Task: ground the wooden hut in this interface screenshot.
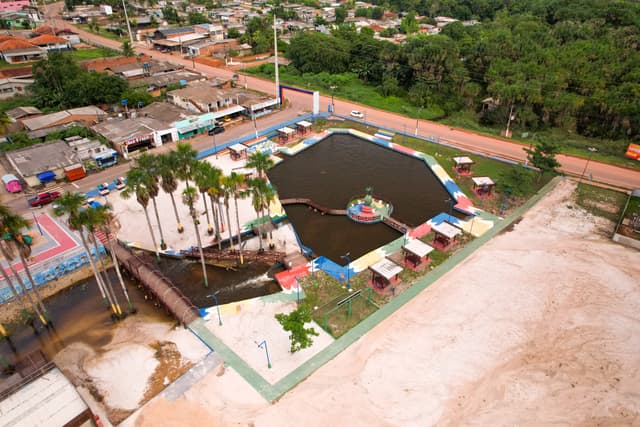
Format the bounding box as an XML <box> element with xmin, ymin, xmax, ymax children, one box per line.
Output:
<box><xmin>402</xmin><ymin>239</ymin><xmax>435</xmax><ymax>270</ymax></box>
<box><xmin>431</xmin><ymin>222</ymin><xmax>462</xmax><ymax>252</ymax></box>
<box><xmin>277</xmin><ymin>126</ymin><xmax>295</xmax><ymax>143</ymax></box>
<box><xmin>296</xmin><ymin>120</ymin><xmax>312</xmax><ymax>135</ymax></box>
<box><xmin>368</xmin><ymin>258</ymin><xmax>403</xmax><ymax>292</ymax></box>
<box><xmin>229</xmin><ymin>143</ymin><xmax>248</xmax><ymax>161</ymax></box>
<box><xmin>453</xmin><ymin>156</ymin><xmax>474</xmax><ymax>176</ymax></box>
<box><xmin>471</xmin><ymin>176</ymin><xmax>495</xmax><ymax>197</ymax></box>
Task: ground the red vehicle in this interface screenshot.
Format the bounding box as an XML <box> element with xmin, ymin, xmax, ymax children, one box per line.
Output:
<box><xmin>29</xmin><ymin>191</ymin><xmax>61</xmax><ymax>208</ymax></box>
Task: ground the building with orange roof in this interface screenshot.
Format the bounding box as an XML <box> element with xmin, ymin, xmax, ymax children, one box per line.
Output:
<box><xmin>29</xmin><ymin>34</ymin><xmax>71</xmax><ymax>51</ymax></box>
<box><xmin>0</xmin><ymin>37</ymin><xmax>47</xmax><ymax>64</ymax></box>
<box><xmin>80</xmin><ymin>54</ymin><xmax>152</xmax><ymax>73</ymax></box>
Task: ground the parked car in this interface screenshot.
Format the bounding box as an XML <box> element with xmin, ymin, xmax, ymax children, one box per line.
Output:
<box><xmin>29</xmin><ymin>191</ymin><xmax>61</xmax><ymax>208</ymax></box>
<box><xmin>208</xmin><ymin>126</ymin><xmax>225</xmax><ymax>135</ymax></box>
<box><xmin>1</xmin><ymin>174</ymin><xmax>22</xmax><ymax>193</ymax></box>
<box><xmin>114</xmin><ymin>177</ymin><xmax>126</xmax><ymax>190</ymax></box>
<box><xmin>97</xmin><ymin>182</ymin><xmax>110</xmax><ymax>196</ymax></box>
<box><xmin>350</xmin><ymin>110</ymin><xmax>364</xmax><ymax>119</ymax></box>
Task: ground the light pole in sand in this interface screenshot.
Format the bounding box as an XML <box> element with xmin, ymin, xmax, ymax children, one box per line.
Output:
<box><xmin>578</xmin><ymin>147</ymin><xmax>598</xmax><ymax>186</ymax></box>
<box><xmin>207</xmin><ymin>290</ymin><xmax>222</xmax><ymax>326</ymax></box>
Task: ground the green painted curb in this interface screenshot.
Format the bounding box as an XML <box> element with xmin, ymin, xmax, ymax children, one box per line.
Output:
<box><xmin>188</xmin><ymin>176</ymin><xmax>562</xmax><ymax>402</ymax></box>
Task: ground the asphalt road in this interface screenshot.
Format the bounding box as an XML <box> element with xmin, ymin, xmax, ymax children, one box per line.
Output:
<box><xmin>13</xmin><ymin>3</ymin><xmax>638</xmax><ymax>215</ymax></box>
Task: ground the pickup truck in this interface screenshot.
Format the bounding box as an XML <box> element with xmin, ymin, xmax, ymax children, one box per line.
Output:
<box><xmin>29</xmin><ymin>191</ymin><xmax>61</xmax><ymax>208</ymax></box>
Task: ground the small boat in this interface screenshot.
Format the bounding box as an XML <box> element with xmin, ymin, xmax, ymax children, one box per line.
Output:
<box><xmin>114</xmin><ymin>176</ymin><xmax>126</xmax><ymax>190</ymax></box>
<box><xmin>97</xmin><ymin>182</ymin><xmax>110</xmax><ymax>196</ymax></box>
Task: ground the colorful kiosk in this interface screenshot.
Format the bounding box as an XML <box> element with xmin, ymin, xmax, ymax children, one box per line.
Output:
<box><xmin>471</xmin><ymin>176</ymin><xmax>495</xmax><ymax>197</ymax></box>
<box><xmin>431</xmin><ymin>222</ymin><xmax>462</xmax><ymax>251</ymax></box>
<box><xmin>402</xmin><ymin>239</ymin><xmax>435</xmax><ymax>270</ymax></box>
<box><xmin>295</xmin><ymin>120</ymin><xmax>312</xmax><ymax>136</ymax></box>
<box><xmin>453</xmin><ymin>156</ymin><xmax>474</xmax><ymax>176</ymax></box>
<box><xmin>368</xmin><ymin>258</ymin><xmax>403</xmax><ymax>293</ymax></box>
<box><xmin>229</xmin><ymin>143</ymin><xmax>249</xmax><ymax>161</ymax></box>
<box><xmin>277</xmin><ymin>127</ymin><xmax>295</xmax><ymax>143</ymax></box>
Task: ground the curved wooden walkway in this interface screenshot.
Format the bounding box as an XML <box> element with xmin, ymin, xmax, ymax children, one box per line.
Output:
<box><xmin>279</xmin><ymin>198</ymin><xmax>347</xmax><ymax>215</ymax></box>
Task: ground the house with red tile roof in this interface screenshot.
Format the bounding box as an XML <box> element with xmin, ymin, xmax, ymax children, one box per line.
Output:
<box><xmin>0</xmin><ymin>37</ymin><xmax>46</xmax><ymax>64</ymax></box>
<box><xmin>29</xmin><ymin>34</ymin><xmax>72</xmax><ymax>51</ymax></box>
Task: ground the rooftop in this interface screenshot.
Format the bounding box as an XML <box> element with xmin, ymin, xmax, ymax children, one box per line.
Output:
<box><xmin>28</xmin><ymin>34</ymin><xmax>69</xmax><ymax>45</ymax></box>
<box><xmin>138</xmin><ymin>101</ymin><xmax>193</xmax><ymax>124</ymax></box>
<box><xmin>21</xmin><ymin>106</ymin><xmax>105</xmax><ymax>131</ymax></box>
<box><xmin>5</xmin><ymin>106</ymin><xmax>41</xmax><ymax>121</ymax></box>
<box><xmin>93</xmin><ymin>116</ymin><xmax>167</xmax><ymax>144</ymax></box>
<box><xmin>6</xmin><ymin>140</ymin><xmax>79</xmax><ymax>176</ymax></box>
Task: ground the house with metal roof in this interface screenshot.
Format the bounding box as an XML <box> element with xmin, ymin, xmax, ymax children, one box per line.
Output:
<box><xmin>6</xmin><ymin>140</ymin><xmax>80</xmax><ymax>187</ymax></box>
<box><xmin>20</xmin><ymin>106</ymin><xmax>107</xmax><ymax>132</ymax></box>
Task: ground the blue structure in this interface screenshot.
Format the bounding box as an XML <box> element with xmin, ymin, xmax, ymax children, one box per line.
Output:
<box><xmin>93</xmin><ymin>149</ymin><xmax>118</xmax><ymax>168</ymax></box>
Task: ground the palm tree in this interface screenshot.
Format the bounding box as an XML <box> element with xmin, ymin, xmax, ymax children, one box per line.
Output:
<box><xmin>182</xmin><ymin>186</ymin><xmax>208</xmax><ymax>287</ymax></box>
<box><xmin>246</xmin><ymin>151</ymin><xmax>274</xmax><ymax>179</ymax></box>
<box><xmin>136</xmin><ymin>153</ymin><xmax>167</xmax><ymax>249</ymax></box>
<box><xmin>121</xmin><ymin>168</ymin><xmax>161</xmax><ymax>261</ymax></box>
<box><xmin>55</xmin><ymin>192</ymin><xmax>117</xmax><ymax>316</ymax></box>
<box><xmin>158</xmin><ymin>152</ymin><xmax>184</xmax><ymax>233</ymax></box>
<box><xmin>247</xmin><ymin>177</ymin><xmax>269</xmax><ymax>251</ymax></box>
<box><xmin>263</xmin><ymin>183</ymin><xmax>278</xmax><ymax>249</ymax></box>
<box><xmin>224</xmin><ymin>172</ymin><xmax>246</xmax><ymax>264</ymax></box>
<box><xmin>0</xmin><ymin>205</ymin><xmax>49</xmax><ymax>325</ymax></box>
<box><xmin>174</xmin><ymin>142</ymin><xmax>198</xmax><ymax>190</ymax></box>
<box><xmin>83</xmin><ymin>206</ymin><xmax>122</xmax><ymax>317</ymax></box>
<box><xmin>0</xmin><ymin>259</ymin><xmax>34</xmax><ymax>324</ymax></box>
<box><xmin>193</xmin><ymin>162</ymin><xmax>214</xmax><ymax>236</ymax></box>
<box><xmin>204</xmin><ymin>165</ymin><xmax>224</xmax><ymax>250</ymax></box>
<box><xmin>98</xmin><ymin>203</ymin><xmax>135</xmax><ymax>313</ymax></box>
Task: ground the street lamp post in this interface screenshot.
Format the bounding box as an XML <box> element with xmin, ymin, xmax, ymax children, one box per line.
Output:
<box><xmin>213</xmin><ymin>129</ymin><xmax>218</xmax><ymax>159</ymax></box>
<box><xmin>256</xmin><ymin>339</ymin><xmax>271</xmax><ymax>369</ymax></box>
<box><xmin>207</xmin><ymin>290</ymin><xmax>222</xmax><ymax>326</ymax></box>
<box><xmin>578</xmin><ymin>147</ymin><xmax>598</xmax><ymax>185</ymax></box>
<box><xmin>340</xmin><ymin>252</ymin><xmax>351</xmax><ymax>290</ymax></box>
<box><xmin>415</xmin><ymin>106</ymin><xmax>423</xmax><ymax>136</ymax></box>
<box><xmin>445</xmin><ymin>198</ymin><xmax>453</xmax><ymax>223</ymax></box>
<box><xmin>329</xmin><ymin>85</ymin><xmax>336</xmax><ymax>113</ymax></box>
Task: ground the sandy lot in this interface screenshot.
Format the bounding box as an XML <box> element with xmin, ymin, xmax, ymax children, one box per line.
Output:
<box><xmin>128</xmin><ymin>179</ymin><xmax>640</xmax><ymax>426</ymax></box>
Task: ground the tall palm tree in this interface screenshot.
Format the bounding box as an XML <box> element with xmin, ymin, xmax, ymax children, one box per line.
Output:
<box><xmin>263</xmin><ymin>182</ymin><xmax>278</xmax><ymax>249</ymax></box>
<box><xmin>221</xmin><ymin>175</ymin><xmax>236</xmax><ymax>253</ymax></box>
<box><xmin>247</xmin><ymin>177</ymin><xmax>269</xmax><ymax>251</ymax></box>
<box><xmin>224</xmin><ymin>172</ymin><xmax>246</xmax><ymax>264</ymax></box>
<box><xmin>0</xmin><ymin>205</ymin><xmax>49</xmax><ymax>325</ymax></box>
<box><xmin>121</xmin><ymin>168</ymin><xmax>161</xmax><ymax>261</ymax></box>
<box><xmin>182</xmin><ymin>186</ymin><xmax>208</xmax><ymax>288</ymax></box>
<box><xmin>136</xmin><ymin>153</ymin><xmax>167</xmax><ymax>249</ymax></box>
<box><xmin>0</xmin><ymin>260</ymin><xmax>34</xmax><ymax>324</ymax></box>
<box><xmin>158</xmin><ymin>152</ymin><xmax>184</xmax><ymax>233</ymax></box>
<box><xmin>193</xmin><ymin>162</ymin><xmax>214</xmax><ymax>236</ymax></box>
<box><xmin>204</xmin><ymin>165</ymin><xmax>224</xmax><ymax>250</ymax></box>
<box><xmin>83</xmin><ymin>206</ymin><xmax>122</xmax><ymax>317</ymax></box>
<box><xmin>55</xmin><ymin>192</ymin><xmax>117</xmax><ymax>315</ymax></box>
<box><xmin>174</xmin><ymin>142</ymin><xmax>198</xmax><ymax>190</ymax></box>
<box><xmin>246</xmin><ymin>151</ymin><xmax>274</xmax><ymax>179</ymax></box>
<box><xmin>98</xmin><ymin>203</ymin><xmax>135</xmax><ymax>313</ymax></box>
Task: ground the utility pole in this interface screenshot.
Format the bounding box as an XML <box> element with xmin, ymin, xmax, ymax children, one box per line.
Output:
<box><xmin>121</xmin><ymin>0</ymin><xmax>134</xmax><ymax>47</ymax></box>
<box><xmin>273</xmin><ymin>14</ymin><xmax>280</xmax><ymax>106</ymax></box>
<box><xmin>504</xmin><ymin>104</ymin><xmax>515</xmax><ymax>138</ymax></box>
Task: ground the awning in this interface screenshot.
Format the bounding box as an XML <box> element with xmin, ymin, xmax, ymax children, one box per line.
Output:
<box><xmin>229</xmin><ymin>143</ymin><xmax>248</xmax><ymax>153</ymax></box>
<box><xmin>369</xmin><ymin>258</ymin><xmax>403</xmax><ymax>280</ymax></box>
<box><xmin>211</xmin><ymin>105</ymin><xmax>246</xmax><ymax>119</ymax></box>
<box><xmin>472</xmin><ymin>176</ymin><xmax>494</xmax><ymax>186</ymax></box>
<box><xmin>403</xmin><ymin>239</ymin><xmax>434</xmax><ymax>258</ymax></box>
<box><xmin>432</xmin><ymin>222</ymin><xmax>462</xmax><ymax>239</ymax></box>
<box><xmin>296</xmin><ymin>120</ymin><xmax>312</xmax><ymax>127</ymax></box>
<box><xmin>36</xmin><ymin>170</ymin><xmax>56</xmax><ymax>183</ymax></box>
<box><xmin>277</xmin><ymin>127</ymin><xmax>295</xmax><ymax>135</ymax></box>
<box><xmin>453</xmin><ymin>156</ymin><xmax>474</xmax><ymax>165</ymax></box>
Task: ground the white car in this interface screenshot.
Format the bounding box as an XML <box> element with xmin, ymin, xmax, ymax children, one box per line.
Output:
<box><xmin>350</xmin><ymin>110</ymin><xmax>364</xmax><ymax>119</ymax></box>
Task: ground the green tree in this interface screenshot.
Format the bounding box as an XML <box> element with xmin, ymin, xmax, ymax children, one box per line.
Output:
<box><xmin>222</xmin><ymin>172</ymin><xmax>246</xmax><ymax>264</ymax></box>
<box><xmin>122</xmin><ymin>40</ymin><xmax>135</xmax><ymax>57</ymax></box>
<box><xmin>158</xmin><ymin>152</ymin><xmax>184</xmax><ymax>233</ymax></box>
<box><xmin>135</xmin><ymin>154</ymin><xmax>167</xmax><ymax>249</ymax></box>
<box><xmin>227</xmin><ymin>27</ymin><xmax>240</xmax><ymax>39</ymax></box>
<box><xmin>335</xmin><ymin>6</ymin><xmax>348</xmax><ymax>24</ymax></box>
<box><xmin>182</xmin><ymin>186</ymin><xmax>209</xmax><ymax>287</ymax></box>
<box><xmin>188</xmin><ymin>12</ymin><xmax>209</xmax><ymax>25</ymax></box>
<box><xmin>525</xmin><ymin>141</ymin><xmax>561</xmax><ymax>177</ymax></box>
<box><xmin>121</xmin><ymin>168</ymin><xmax>161</xmax><ymax>260</ymax></box>
<box><xmin>275</xmin><ymin>306</ymin><xmax>319</xmax><ymax>353</ymax></box>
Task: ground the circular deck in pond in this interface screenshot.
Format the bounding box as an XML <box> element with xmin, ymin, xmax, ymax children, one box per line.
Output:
<box><xmin>346</xmin><ymin>196</ymin><xmax>393</xmax><ymax>224</ymax></box>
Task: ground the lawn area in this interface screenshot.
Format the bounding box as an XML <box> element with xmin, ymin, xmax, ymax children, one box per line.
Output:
<box><xmin>77</xmin><ymin>25</ymin><xmax>129</xmax><ymax>43</ymax></box>
<box><xmin>248</xmin><ymin>65</ymin><xmax>444</xmax><ymax>121</ymax></box>
<box><xmin>0</xmin><ymin>95</ymin><xmax>37</xmax><ymax>114</ymax></box>
<box><xmin>69</xmin><ymin>47</ymin><xmax>119</xmax><ymax>61</ymax></box>
<box><xmin>575</xmin><ymin>183</ymin><xmax>629</xmax><ymax>224</ymax></box>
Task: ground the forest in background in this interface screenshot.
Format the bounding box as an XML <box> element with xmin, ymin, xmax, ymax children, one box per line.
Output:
<box><xmin>276</xmin><ymin>0</ymin><xmax>639</xmax><ymax>151</ymax></box>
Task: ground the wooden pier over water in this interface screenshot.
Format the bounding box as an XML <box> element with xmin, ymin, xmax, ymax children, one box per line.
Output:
<box><xmin>279</xmin><ymin>198</ymin><xmax>347</xmax><ymax>215</ymax></box>
<box><xmin>182</xmin><ymin>247</ymin><xmax>286</xmax><ymax>268</ymax></box>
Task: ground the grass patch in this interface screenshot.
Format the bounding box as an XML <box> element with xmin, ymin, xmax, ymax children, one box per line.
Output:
<box><xmin>575</xmin><ymin>183</ymin><xmax>628</xmax><ymax>222</ymax></box>
<box><xmin>77</xmin><ymin>25</ymin><xmax>128</xmax><ymax>43</ymax></box>
<box><xmin>248</xmin><ymin>65</ymin><xmax>444</xmax><ymax>120</ymax></box>
<box><xmin>69</xmin><ymin>47</ymin><xmax>119</xmax><ymax>61</ymax></box>
<box><xmin>0</xmin><ymin>95</ymin><xmax>37</xmax><ymax>114</ymax></box>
